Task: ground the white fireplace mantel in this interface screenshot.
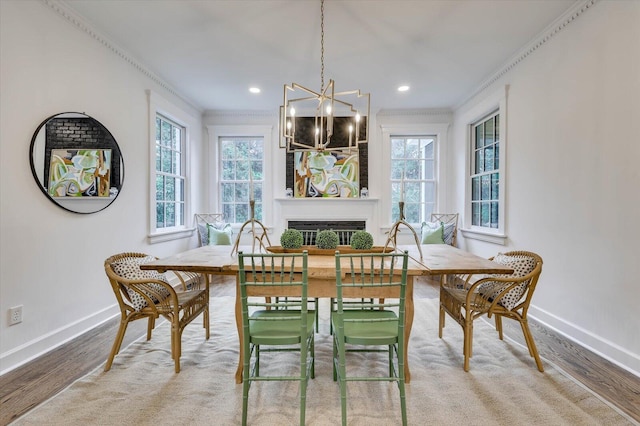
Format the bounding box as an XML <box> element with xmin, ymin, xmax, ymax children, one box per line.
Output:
<box><xmin>273</xmin><ymin>197</ymin><xmax>380</xmax><ymax>240</ymax></box>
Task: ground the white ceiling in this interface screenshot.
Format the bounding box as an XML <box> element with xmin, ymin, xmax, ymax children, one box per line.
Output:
<box><xmin>62</xmin><ymin>0</ymin><xmax>579</xmax><ymax>112</ymax></box>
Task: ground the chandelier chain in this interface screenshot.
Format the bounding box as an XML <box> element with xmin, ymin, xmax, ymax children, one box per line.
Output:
<box><xmin>320</xmin><ymin>0</ymin><xmax>325</xmax><ymax>91</ymax></box>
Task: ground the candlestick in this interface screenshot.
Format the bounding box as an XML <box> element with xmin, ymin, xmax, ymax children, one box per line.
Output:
<box><xmin>249</xmin><ymin>166</ymin><xmax>254</xmax><ymax>201</ymax></box>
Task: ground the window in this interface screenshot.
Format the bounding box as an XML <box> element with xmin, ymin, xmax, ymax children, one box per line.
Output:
<box><xmin>219</xmin><ymin>137</ymin><xmax>264</xmax><ymax>224</ymax></box>
<box><xmin>155</xmin><ymin>114</ymin><xmax>186</xmax><ymax>229</ymax></box>
<box><xmin>470</xmin><ymin>112</ymin><xmax>499</xmax><ymax>229</ymax></box>
<box><xmin>390</xmin><ymin>136</ymin><xmax>436</xmax><ymax>224</ymax></box>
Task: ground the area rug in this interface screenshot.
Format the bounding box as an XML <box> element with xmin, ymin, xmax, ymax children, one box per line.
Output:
<box><xmin>13</xmin><ymin>297</ymin><xmax>635</xmax><ymax>425</ymax></box>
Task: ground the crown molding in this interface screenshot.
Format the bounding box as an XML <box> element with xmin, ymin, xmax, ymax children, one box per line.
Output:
<box><xmin>204</xmin><ymin>110</ymin><xmax>277</xmax><ymax>119</ymax></box>
<box><xmin>377</xmin><ymin>108</ymin><xmax>453</xmax><ymax>119</ymax></box>
<box><xmin>42</xmin><ymin>0</ymin><xmax>202</xmax><ymax>113</ymax></box>
<box><xmin>454</xmin><ymin>0</ymin><xmax>599</xmax><ymax>110</ymax></box>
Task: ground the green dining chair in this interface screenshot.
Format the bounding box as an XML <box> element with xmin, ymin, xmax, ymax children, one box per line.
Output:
<box><xmin>332</xmin><ymin>250</ymin><xmax>409</xmax><ymax>426</ymax></box>
<box><xmin>238</xmin><ymin>251</ymin><xmax>315</xmax><ymax>426</ymax></box>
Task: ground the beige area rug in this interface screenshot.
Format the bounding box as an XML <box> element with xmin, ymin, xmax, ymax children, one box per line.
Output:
<box><xmin>13</xmin><ymin>296</ymin><xmax>635</xmax><ymax>426</ymax></box>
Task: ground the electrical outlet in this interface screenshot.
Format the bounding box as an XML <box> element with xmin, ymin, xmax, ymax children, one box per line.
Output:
<box><xmin>9</xmin><ymin>305</ymin><xmax>23</xmax><ymax>325</ymax></box>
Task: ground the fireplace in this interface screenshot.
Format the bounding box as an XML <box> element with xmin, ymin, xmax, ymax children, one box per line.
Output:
<box><xmin>287</xmin><ymin>220</ymin><xmax>366</xmax><ymax>245</ymax></box>
<box><xmin>274</xmin><ymin>197</ymin><xmax>380</xmax><ymax>244</ymax></box>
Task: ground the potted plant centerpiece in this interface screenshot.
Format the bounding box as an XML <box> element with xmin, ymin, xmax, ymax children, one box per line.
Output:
<box><xmin>280</xmin><ymin>229</ymin><xmax>304</xmax><ymax>249</ymax></box>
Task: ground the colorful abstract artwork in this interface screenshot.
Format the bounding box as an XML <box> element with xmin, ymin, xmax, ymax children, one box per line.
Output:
<box><xmin>48</xmin><ymin>149</ymin><xmax>112</xmax><ymax>197</ymax></box>
<box><xmin>294</xmin><ymin>151</ymin><xmax>359</xmax><ymax>198</ymax></box>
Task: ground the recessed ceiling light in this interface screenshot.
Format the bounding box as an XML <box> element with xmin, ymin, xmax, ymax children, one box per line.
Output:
<box><xmin>397</xmin><ymin>85</ymin><xmax>410</xmax><ymax>92</ymax></box>
<box><xmin>249</xmin><ymin>87</ymin><xmax>261</xmax><ymax>94</ymax></box>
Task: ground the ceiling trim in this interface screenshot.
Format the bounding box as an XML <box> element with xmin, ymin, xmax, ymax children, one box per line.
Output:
<box><xmin>44</xmin><ymin>0</ymin><xmax>203</xmax><ymax>113</ymax></box>
<box><xmin>454</xmin><ymin>0</ymin><xmax>599</xmax><ymax>110</ymax></box>
<box><xmin>377</xmin><ymin>109</ymin><xmax>453</xmax><ymax>119</ymax></box>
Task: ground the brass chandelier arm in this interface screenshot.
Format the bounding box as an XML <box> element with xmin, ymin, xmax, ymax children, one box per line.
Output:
<box><xmin>279</xmin><ymin>0</ymin><xmax>370</xmax><ymax>154</ymax></box>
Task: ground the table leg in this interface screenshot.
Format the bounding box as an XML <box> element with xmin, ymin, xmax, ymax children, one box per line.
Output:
<box><xmin>404</xmin><ymin>277</ymin><xmax>414</xmax><ymax>384</ymax></box>
<box><xmin>234</xmin><ymin>274</ymin><xmax>244</xmax><ymax>384</ymax></box>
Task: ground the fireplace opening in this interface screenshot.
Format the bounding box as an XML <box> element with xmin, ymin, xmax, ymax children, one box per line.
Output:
<box><xmin>287</xmin><ymin>220</ymin><xmax>366</xmax><ymax>245</ymax></box>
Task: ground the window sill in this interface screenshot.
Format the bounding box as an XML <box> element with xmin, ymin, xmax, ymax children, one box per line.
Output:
<box><xmin>460</xmin><ymin>228</ymin><xmax>507</xmax><ymax>245</ymax></box>
<box><xmin>148</xmin><ymin>227</ymin><xmax>195</xmax><ymax>244</ymax></box>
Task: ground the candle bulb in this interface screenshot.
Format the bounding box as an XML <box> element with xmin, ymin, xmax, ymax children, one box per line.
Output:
<box><xmin>348</xmin><ymin>124</ymin><xmax>353</xmax><ymax>146</ymax></box>
<box><xmin>290</xmin><ymin>107</ymin><xmax>296</xmax><ymax>134</ymax></box>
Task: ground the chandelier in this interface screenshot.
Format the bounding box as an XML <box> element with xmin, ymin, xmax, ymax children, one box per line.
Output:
<box><xmin>279</xmin><ymin>0</ymin><xmax>370</xmax><ymax>153</ymax></box>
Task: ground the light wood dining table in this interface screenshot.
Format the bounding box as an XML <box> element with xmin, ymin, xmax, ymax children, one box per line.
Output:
<box><xmin>141</xmin><ymin>243</ymin><xmax>513</xmax><ymax>384</ymax></box>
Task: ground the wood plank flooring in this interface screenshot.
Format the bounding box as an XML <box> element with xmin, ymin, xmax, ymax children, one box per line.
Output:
<box><xmin>1</xmin><ymin>276</ymin><xmax>638</xmax><ymax>425</ymax></box>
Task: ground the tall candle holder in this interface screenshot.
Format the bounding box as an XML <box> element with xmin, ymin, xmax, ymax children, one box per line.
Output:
<box><xmin>231</xmin><ymin>200</ymin><xmax>272</xmax><ymax>255</ymax></box>
<box><xmin>384</xmin><ymin>201</ymin><xmax>423</xmax><ymax>260</ymax></box>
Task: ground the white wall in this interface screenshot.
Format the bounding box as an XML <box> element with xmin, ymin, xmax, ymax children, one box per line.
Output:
<box><xmin>451</xmin><ymin>0</ymin><xmax>640</xmax><ymax>375</ymax></box>
<box><xmin>0</xmin><ymin>1</ymin><xmax>205</xmax><ymax>373</ymax></box>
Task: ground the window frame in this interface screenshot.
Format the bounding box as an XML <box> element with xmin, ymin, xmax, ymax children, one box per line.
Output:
<box><xmin>155</xmin><ymin>114</ymin><xmax>186</xmax><ymax>231</ymax></box>
<box><xmin>389</xmin><ymin>135</ymin><xmax>437</xmax><ymax>225</ymax></box>
<box><xmin>380</xmin><ymin>124</ymin><xmax>449</xmax><ymax>228</ymax></box>
<box><xmin>218</xmin><ymin>136</ymin><xmax>265</xmax><ymax>225</ymax></box>
<box><xmin>462</xmin><ymin>87</ymin><xmax>508</xmax><ymax>245</ymax></box>
<box><xmin>147</xmin><ymin>91</ymin><xmax>195</xmax><ymax>243</ymax></box>
<box><xmin>208</xmin><ymin>125</ymin><xmax>273</xmax><ymax>230</ymax></box>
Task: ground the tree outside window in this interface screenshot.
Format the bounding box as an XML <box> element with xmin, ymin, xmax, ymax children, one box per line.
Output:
<box><xmin>220</xmin><ymin>137</ymin><xmax>264</xmax><ymax>223</ymax></box>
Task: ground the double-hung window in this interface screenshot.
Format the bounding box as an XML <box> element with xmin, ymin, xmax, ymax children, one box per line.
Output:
<box><xmin>461</xmin><ymin>85</ymin><xmax>507</xmax><ymax>244</ymax></box>
<box><xmin>470</xmin><ymin>112</ymin><xmax>499</xmax><ymax>229</ymax></box>
<box><xmin>390</xmin><ymin>136</ymin><xmax>436</xmax><ymax>224</ymax></box>
<box><xmin>155</xmin><ymin>114</ymin><xmax>186</xmax><ymax>229</ymax></box>
<box><xmin>219</xmin><ymin>137</ymin><xmax>264</xmax><ymax>224</ymax></box>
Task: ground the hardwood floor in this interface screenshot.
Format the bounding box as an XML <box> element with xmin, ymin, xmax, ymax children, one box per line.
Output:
<box><xmin>1</xmin><ymin>276</ymin><xmax>638</xmax><ymax>425</ymax></box>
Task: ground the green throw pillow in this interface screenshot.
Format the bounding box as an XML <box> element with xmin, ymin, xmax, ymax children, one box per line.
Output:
<box><xmin>421</xmin><ymin>221</ymin><xmax>445</xmax><ymax>244</ymax></box>
<box><xmin>207</xmin><ymin>223</ymin><xmax>233</xmax><ymax>245</ymax></box>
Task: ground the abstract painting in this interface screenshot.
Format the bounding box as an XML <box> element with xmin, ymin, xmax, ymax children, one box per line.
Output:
<box><xmin>294</xmin><ymin>150</ymin><xmax>359</xmax><ymax>198</ymax></box>
<box><xmin>48</xmin><ymin>149</ymin><xmax>112</xmax><ymax>197</ymax></box>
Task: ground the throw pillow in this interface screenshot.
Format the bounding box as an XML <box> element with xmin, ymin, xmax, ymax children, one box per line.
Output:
<box><xmin>442</xmin><ymin>222</ymin><xmax>455</xmax><ymax>245</ymax></box>
<box><xmin>198</xmin><ymin>223</ymin><xmax>209</xmax><ymax>246</ymax></box>
<box><xmin>477</xmin><ymin>253</ymin><xmax>538</xmax><ymax>310</ymax></box>
<box><xmin>111</xmin><ymin>256</ymin><xmax>171</xmax><ymax>311</ymax></box>
<box><xmin>207</xmin><ymin>223</ymin><xmax>233</xmax><ymax>245</ymax></box>
<box><xmin>421</xmin><ymin>221</ymin><xmax>445</xmax><ymax>244</ymax></box>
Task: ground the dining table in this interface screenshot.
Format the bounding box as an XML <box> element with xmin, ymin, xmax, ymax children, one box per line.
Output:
<box><xmin>141</xmin><ymin>243</ymin><xmax>513</xmax><ymax>384</ymax></box>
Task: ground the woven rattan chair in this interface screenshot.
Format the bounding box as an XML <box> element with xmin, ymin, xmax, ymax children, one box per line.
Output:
<box><xmin>430</xmin><ymin>213</ymin><xmax>459</xmax><ymax>246</ymax></box>
<box><xmin>332</xmin><ymin>251</ymin><xmax>409</xmax><ymax>426</ymax></box>
<box><xmin>439</xmin><ymin>250</ymin><xmax>543</xmax><ymax>372</ymax></box>
<box><xmin>104</xmin><ymin>252</ymin><xmax>210</xmax><ymax>373</ymax></box>
<box><xmin>238</xmin><ymin>251</ymin><xmax>315</xmax><ymax>426</ymax></box>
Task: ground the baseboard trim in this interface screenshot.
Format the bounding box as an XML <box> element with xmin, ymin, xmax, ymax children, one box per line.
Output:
<box><xmin>529</xmin><ymin>304</ymin><xmax>640</xmax><ymax>377</ymax></box>
<box><xmin>0</xmin><ymin>304</ymin><xmax>119</xmax><ymax>376</ymax></box>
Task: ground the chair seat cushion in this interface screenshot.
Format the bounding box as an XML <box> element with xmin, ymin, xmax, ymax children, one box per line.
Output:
<box><xmin>332</xmin><ymin>310</ymin><xmax>399</xmax><ymax>345</ymax></box>
<box><xmin>249</xmin><ymin>310</ymin><xmax>315</xmax><ymax>345</ymax></box>
<box><xmin>111</xmin><ymin>256</ymin><xmax>171</xmax><ymax>311</ymax></box>
<box><xmin>477</xmin><ymin>253</ymin><xmax>538</xmax><ymax>310</ymax></box>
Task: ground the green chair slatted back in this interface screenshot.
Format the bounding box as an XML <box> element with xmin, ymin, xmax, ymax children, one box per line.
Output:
<box><xmin>332</xmin><ymin>250</ymin><xmax>409</xmax><ymax>426</ymax></box>
<box><xmin>238</xmin><ymin>250</ymin><xmax>315</xmax><ymax>426</ymax></box>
